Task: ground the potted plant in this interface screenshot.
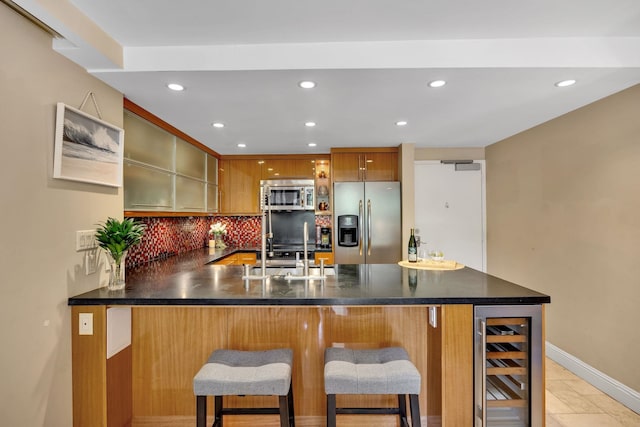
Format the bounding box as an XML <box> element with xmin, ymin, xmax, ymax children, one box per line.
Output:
<box><xmin>95</xmin><ymin>217</ymin><xmax>146</xmax><ymax>290</ymax></box>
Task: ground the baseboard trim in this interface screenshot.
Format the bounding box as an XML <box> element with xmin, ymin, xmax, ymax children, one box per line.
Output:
<box><xmin>546</xmin><ymin>341</ymin><xmax>640</xmax><ymax>414</ymax></box>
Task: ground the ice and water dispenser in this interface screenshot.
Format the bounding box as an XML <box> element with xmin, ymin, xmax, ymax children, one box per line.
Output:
<box><xmin>337</xmin><ymin>215</ymin><xmax>358</xmax><ymax>247</ymax></box>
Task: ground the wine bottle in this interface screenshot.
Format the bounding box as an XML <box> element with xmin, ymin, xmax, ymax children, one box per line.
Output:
<box><xmin>408</xmin><ymin>228</ymin><xmax>417</xmax><ymax>262</ymax></box>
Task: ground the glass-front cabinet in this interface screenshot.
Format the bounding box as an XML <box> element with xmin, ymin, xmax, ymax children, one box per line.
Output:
<box><xmin>123</xmin><ymin>162</ymin><xmax>173</xmax><ymax>211</ymax></box>
<box><xmin>123</xmin><ymin>110</ymin><xmax>218</xmax><ymax>213</ymax></box>
<box><xmin>474</xmin><ymin>305</ymin><xmax>543</xmax><ymax>427</ymax></box>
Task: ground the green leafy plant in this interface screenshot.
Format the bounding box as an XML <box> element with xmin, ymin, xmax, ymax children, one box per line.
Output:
<box><xmin>95</xmin><ymin>217</ymin><xmax>146</xmax><ymax>265</ymax></box>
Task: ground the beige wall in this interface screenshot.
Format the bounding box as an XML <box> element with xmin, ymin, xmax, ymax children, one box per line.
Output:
<box><xmin>0</xmin><ymin>5</ymin><xmax>123</xmax><ymax>426</ymax></box>
<box><xmin>486</xmin><ymin>84</ymin><xmax>640</xmax><ymax>392</ymax></box>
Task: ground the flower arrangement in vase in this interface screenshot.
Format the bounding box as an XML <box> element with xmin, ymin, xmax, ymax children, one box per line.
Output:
<box><xmin>95</xmin><ymin>217</ymin><xmax>146</xmax><ymax>291</ymax></box>
<box><xmin>209</xmin><ymin>221</ymin><xmax>227</xmax><ymax>248</ymax></box>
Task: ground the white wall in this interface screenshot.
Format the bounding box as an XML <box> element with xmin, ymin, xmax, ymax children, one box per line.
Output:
<box><xmin>0</xmin><ymin>5</ymin><xmax>123</xmax><ymax>425</ymax></box>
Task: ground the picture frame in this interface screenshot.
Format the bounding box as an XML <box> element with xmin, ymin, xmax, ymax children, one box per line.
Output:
<box><xmin>53</xmin><ymin>102</ymin><xmax>124</xmax><ymax>187</ymax></box>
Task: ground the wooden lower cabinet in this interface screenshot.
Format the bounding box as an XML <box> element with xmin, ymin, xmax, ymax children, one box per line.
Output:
<box><xmin>236</xmin><ymin>252</ymin><xmax>257</xmax><ymax>265</ymax></box>
<box><xmin>72</xmin><ymin>304</ymin><xmax>474</xmax><ymax>426</ymax></box>
<box><xmin>212</xmin><ymin>254</ymin><xmax>237</xmax><ymax>265</ymax></box>
<box><xmin>212</xmin><ymin>252</ymin><xmax>257</xmax><ymax>265</ymax></box>
<box><xmin>314</xmin><ymin>251</ymin><xmax>334</xmax><ymax>265</ymax></box>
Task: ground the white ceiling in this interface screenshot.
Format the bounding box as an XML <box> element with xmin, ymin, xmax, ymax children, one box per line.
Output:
<box><xmin>16</xmin><ymin>0</ymin><xmax>640</xmax><ymax>154</ymax></box>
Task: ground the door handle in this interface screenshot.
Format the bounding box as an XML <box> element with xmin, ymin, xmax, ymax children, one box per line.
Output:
<box><xmin>358</xmin><ymin>200</ymin><xmax>363</xmax><ymax>256</ymax></box>
<box><xmin>481</xmin><ymin>319</ymin><xmax>487</xmax><ymax>426</ymax></box>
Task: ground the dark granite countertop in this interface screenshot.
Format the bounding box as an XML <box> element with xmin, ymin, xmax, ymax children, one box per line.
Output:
<box><xmin>68</xmin><ymin>248</ymin><xmax>550</xmax><ymax>306</ymax></box>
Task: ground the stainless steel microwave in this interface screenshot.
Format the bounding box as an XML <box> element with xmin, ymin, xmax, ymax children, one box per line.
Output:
<box><xmin>260</xmin><ymin>179</ymin><xmax>315</xmax><ymax>211</ymax></box>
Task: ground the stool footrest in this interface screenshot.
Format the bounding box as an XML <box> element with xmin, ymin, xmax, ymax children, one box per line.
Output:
<box><xmin>336</xmin><ymin>407</ymin><xmax>401</xmax><ymax>415</ymax></box>
<box><xmin>221</xmin><ymin>407</ymin><xmax>282</xmax><ymax>415</ymax></box>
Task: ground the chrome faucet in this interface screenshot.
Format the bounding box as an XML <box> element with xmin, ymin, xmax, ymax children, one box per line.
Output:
<box><xmin>242</xmin><ymin>208</ymin><xmax>269</xmax><ymax>280</ymax></box>
<box><xmin>303</xmin><ymin>221</ymin><xmax>309</xmax><ymax>277</ymax></box>
<box><xmin>266</xmin><ymin>186</ymin><xmax>274</xmax><ymax>258</ymax></box>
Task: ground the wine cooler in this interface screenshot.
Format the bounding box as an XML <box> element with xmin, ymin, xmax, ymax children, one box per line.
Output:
<box><xmin>474</xmin><ymin>305</ymin><xmax>544</xmax><ymax>427</ymax></box>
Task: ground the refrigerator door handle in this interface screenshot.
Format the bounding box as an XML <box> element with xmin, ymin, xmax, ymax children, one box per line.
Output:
<box><xmin>358</xmin><ymin>199</ymin><xmax>363</xmax><ymax>256</ymax></box>
<box><xmin>367</xmin><ymin>199</ymin><xmax>372</xmax><ymax>256</ymax></box>
<box><xmin>480</xmin><ymin>319</ymin><xmax>487</xmax><ymax>426</ymax></box>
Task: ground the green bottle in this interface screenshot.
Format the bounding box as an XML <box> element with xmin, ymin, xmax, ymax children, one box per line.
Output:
<box><xmin>408</xmin><ymin>228</ymin><xmax>417</xmax><ymax>263</ymax></box>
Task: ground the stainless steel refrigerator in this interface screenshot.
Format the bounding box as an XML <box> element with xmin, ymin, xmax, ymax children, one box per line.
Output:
<box><xmin>333</xmin><ymin>181</ymin><xmax>401</xmax><ymax>264</ymax></box>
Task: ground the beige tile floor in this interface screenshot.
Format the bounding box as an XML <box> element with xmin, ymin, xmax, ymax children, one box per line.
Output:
<box><xmin>546</xmin><ymin>358</ymin><xmax>640</xmax><ymax>426</ymax></box>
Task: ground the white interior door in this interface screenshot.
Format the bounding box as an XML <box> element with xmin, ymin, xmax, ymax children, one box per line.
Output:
<box><xmin>414</xmin><ymin>161</ymin><xmax>486</xmax><ymax>271</ymax></box>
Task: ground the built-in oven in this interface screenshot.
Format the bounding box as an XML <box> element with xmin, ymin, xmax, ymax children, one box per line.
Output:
<box><xmin>260</xmin><ymin>179</ymin><xmax>315</xmax><ymax>211</ymax></box>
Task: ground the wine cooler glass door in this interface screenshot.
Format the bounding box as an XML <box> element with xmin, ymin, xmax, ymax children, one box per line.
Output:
<box><xmin>474</xmin><ymin>305</ymin><xmax>543</xmax><ymax>427</ymax></box>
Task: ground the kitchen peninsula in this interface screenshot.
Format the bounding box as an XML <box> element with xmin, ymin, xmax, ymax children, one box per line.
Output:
<box><xmin>69</xmin><ymin>248</ymin><xmax>550</xmax><ymax>427</ymax></box>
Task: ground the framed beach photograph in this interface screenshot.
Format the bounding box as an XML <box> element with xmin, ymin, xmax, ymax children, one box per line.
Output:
<box><xmin>53</xmin><ymin>102</ymin><xmax>124</xmax><ymax>187</ymax></box>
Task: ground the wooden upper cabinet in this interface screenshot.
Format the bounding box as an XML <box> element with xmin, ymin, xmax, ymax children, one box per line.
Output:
<box><xmin>331</xmin><ymin>148</ymin><xmax>398</xmax><ymax>181</ymax></box>
<box><xmin>219</xmin><ymin>155</ymin><xmax>328</xmax><ymax>214</ymax></box>
<box><xmin>261</xmin><ymin>159</ymin><xmax>315</xmax><ymax>179</ymax></box>
<box><xmin>218</xmin><ymin>159</ymin><xmax>262</xmax><ymax>214</ymax></box>
<box><xmin>331</xmin><ymin>152</ymin><xmax>362</xmax><ymax>181</ymax></box>
<box><xmin>362</xmin><ymin>151</ymin><xmax>398</xmax><ymax>181</ymax></box>
<box><xmin>294</xmin><ymin>159</ymin><xmax>317</xmax><ymax>179</ymax></box>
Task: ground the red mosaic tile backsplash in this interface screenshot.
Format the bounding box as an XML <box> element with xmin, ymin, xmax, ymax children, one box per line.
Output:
<box><xmin>126</xmin><ymin>215</ymin><xmax>332</xmax><ymax>268</ymax></box>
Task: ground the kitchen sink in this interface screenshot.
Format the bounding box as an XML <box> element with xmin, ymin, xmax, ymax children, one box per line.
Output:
<box><xmin>247</xmin><ymin>266</ymin><xmax>335</xmax><ymax>278</ymax></box>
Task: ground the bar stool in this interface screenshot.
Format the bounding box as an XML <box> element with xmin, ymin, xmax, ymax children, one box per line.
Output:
<box><xmin>324</xmin><ymin>347</ymin><xmax>421</xmax><ymax>427</ymax></box>
<box><xmin>193</xmin><ymin>348</ymin><xmax>295</xmax><ymax>427</ymax></box>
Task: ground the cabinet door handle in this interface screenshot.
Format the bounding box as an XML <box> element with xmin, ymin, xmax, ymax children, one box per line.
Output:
<box><xmin>363</xmin><ymin>154</ymin><xmax>367</xmax><ymax>181</ymax></box>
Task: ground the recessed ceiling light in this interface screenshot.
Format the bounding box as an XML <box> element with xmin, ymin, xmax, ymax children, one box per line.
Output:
<box><xmin>308</xmin><ymin>142</ymin><xmax>317</xmax><ymax>147</ymax></box>
<box><xmin>299</xmin><ymin>81</ymin><xmax>316</xmax><ymax>89</ymax></box>
<box><xmin>237</xmin><ymin>143</ymin><xmax>246</xmax><ymax>148</ymax></box>
<box><xmin>212</xmin><ymin>122</ymin><xmax>224</xmax><ymax>128</ymax></box>
<box><xmin>167</xmin><ymin>83</ymin><xmax>184</xmax><ymax>91</ymax></box>
<box><xmin>555</xmin><ymin>79</ymin><xmax>577</xmax><ymax>87</ymax></box>
<box><xmin>396</xmin><ymin>121</ymin><xmax>408</xmax><ymax>126</ymax></box>
<box><xmin>305</xmin><ymin>122</ymin><xmax>316</xmax><ymax>127</ymax></box>
<box><xmin>429</xmin><ymin>80</ymin><xmax>446</xmax><ymax>88</ymax></box>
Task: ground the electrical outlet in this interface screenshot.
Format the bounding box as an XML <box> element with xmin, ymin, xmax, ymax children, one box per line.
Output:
<box><xmin>79</xmin><ymin>313</ymin><xmax>93</xmax><ymax>335</ymax></box>
<box><xmin>76</xmin><ymin>230</ymin><xmax>97</xmax><ymax>251</ymax></box>
<box><xmin>429</xmin><ymin>306</ymin><xmax>438</xmax><ymax>328</ymax></box>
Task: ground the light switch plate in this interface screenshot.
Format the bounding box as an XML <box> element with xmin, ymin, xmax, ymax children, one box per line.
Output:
<box><xmin>76</xmin><ymin>230</ymin><xmax>97</xmax><ymax>251</ymax></box>
<box><xmin>79</xmin><ymin>313</ymin><xmax>93</xmax><ymax>335</ymax></box>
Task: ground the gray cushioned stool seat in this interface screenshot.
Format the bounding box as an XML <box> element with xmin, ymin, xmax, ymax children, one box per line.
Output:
<box><xmin>194</xmin><ymin>348</ymin><xmax>295</xmax><ymax>427</ymax></box>
<box><xmin>324</xmin><ymin>347</ymin><xmax>421</xmax><ymax>395</ymax></box>
<box><xmin>194</xmin><ymin>348</ymin><xmax>293</xmax><ymax>396</ymax></box>
<box><xmin>324</xmin><ymin>347</ymin><xmax>421</xmax><ymax>427</ymax></box>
